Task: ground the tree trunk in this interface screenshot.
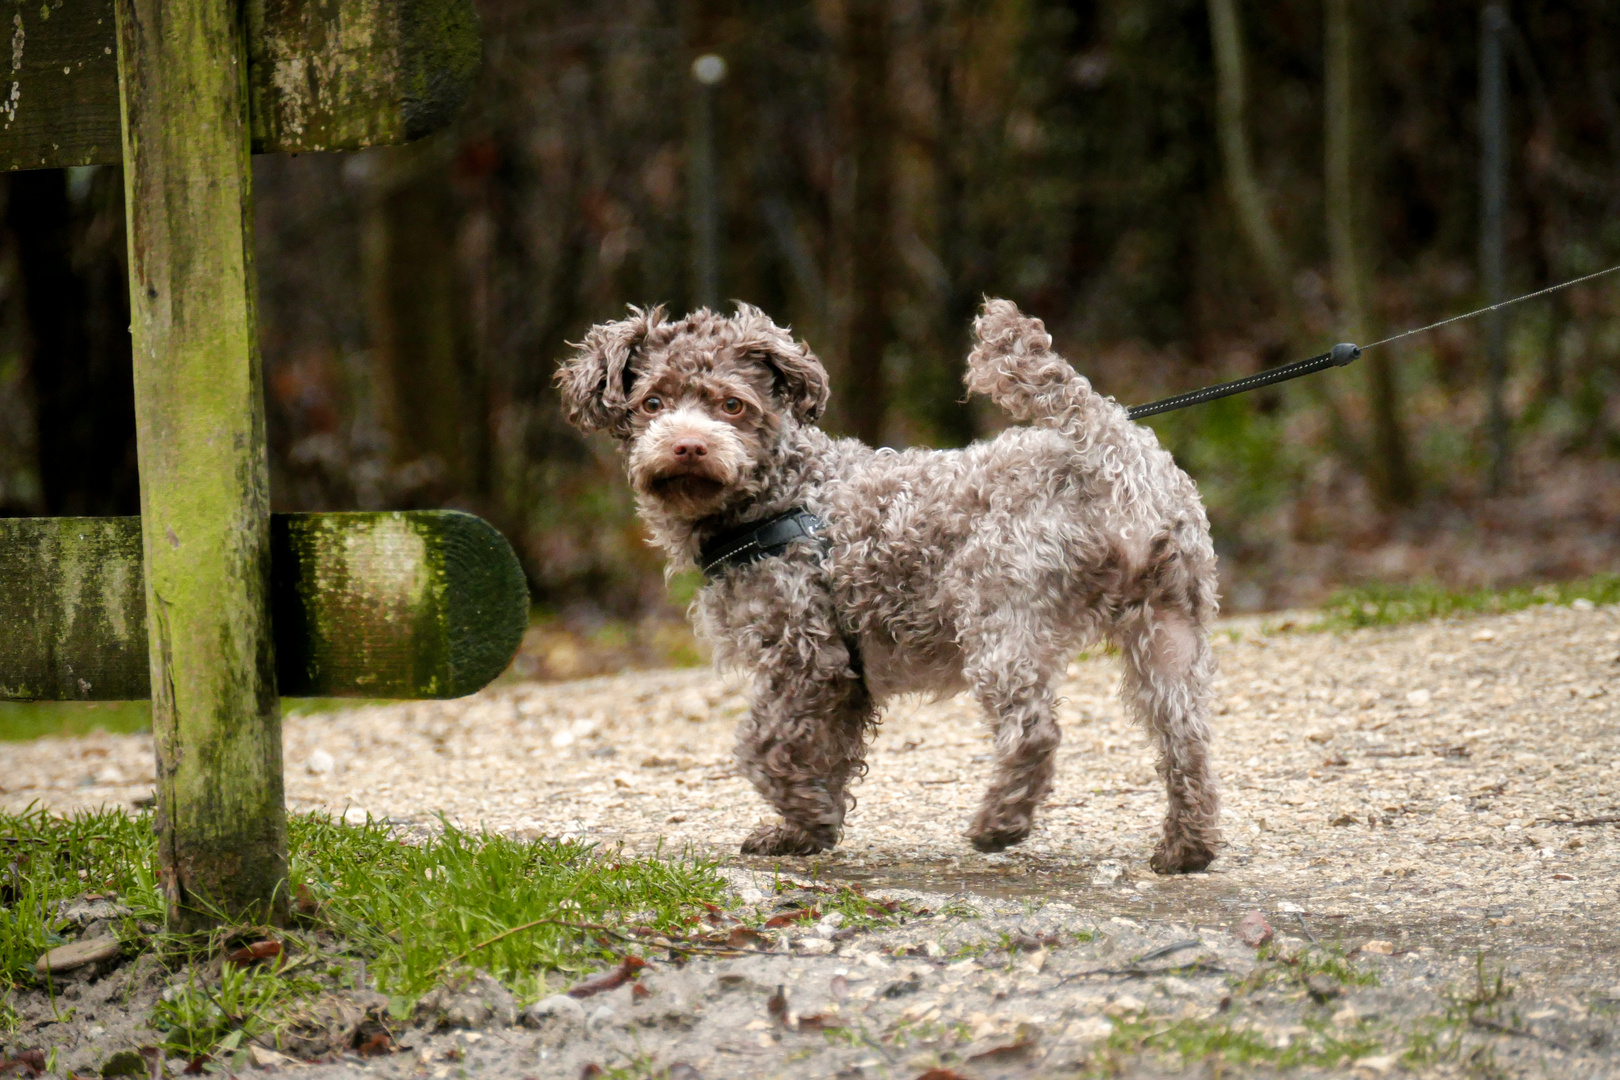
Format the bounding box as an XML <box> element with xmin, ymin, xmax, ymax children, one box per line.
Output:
<box><xmin>834</xmin><ymin>0</ymin><xmax>894</xmax><ymax>446</ymax></box>
<box><xmin>6</xmin><ymin>168</ymin><xmax>138</xmax><ymax>517</ymax></box>
<box><xmin>1325</xmin><ymin>0</ymin><xmax>1413</xmax><ymax>505</ymax></box>
<box><xmin>925</xmin><ymin>0</ymin><xmax>984</xmax><ymax>448</ymax></box>
<box><xmin>1207</xmin><ymin>0</ymin><xmax>1292</xmax><ymax>316</ymax></box>
<box><xmin>361</xmin><ymin>146</ymin><xmax>477</xmax><ymax>505</ymax></box>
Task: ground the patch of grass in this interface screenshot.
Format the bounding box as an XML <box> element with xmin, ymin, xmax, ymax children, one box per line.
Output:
<box><xmin>939</xmin><ymin>898</ymin><xmax>983</xmax><ymax>920</ymax></box>
<box><xmin>1103</xmin><ymin>1012</ymin><xmax>1383</xmax><ymax>1071</ymax></box>
<box><xmin>289</xmin><ymin>814</ymin><xmax>728</xmax><ymax>1001</ymax></box>
<box><xmin>0</xmin><ymin>701</ymin><xmax>152</xmax><ymax>743</ymax></box>
<box><xmin>0</xmin><ymin>807</ymin><xmax>164</xmax><ymax>988</ymax></box>
<box><xmin>812</xmin><ymin>884</ymin><xmax>910</xmax><ymax>932</ymax></box>
<box><xmin>3</xmin><ymin>808</ymin><xmax>730</xmax><ymax>1012</ymax></box>
<box><xmin>151</xmin><ymin>957</ymin><xmax>322</xmax><ymax>1059</ymax></box>
<box><xmin>0</xmin><ymin>698</ymin><xmax>379</xmax><ymax>743</ymax></box>
<box><xmin>1402</xmin><ymin>955</ymin><xmax>1517</xmax><ymax>1074</ymax></box>
<box><xmin>1237</xmin><ymin>942</ymin><xmax>1380</xmax><ymax>996</ymax></box>
<box><xmin>1318</xmin><ymin>574</ymin><xmax>1620</xmax><ymax>631</ymax></box>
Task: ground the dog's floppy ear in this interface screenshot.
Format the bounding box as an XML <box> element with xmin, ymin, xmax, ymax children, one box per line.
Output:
<box><xmin>733</xmin><ymin>303</ymin><xmax>830</xmax><ymax>423</ymax></box>
<box><xmin>555</xmin><ymin>306</ymin><xmax>664</xmax><ymax>435</ymax></box>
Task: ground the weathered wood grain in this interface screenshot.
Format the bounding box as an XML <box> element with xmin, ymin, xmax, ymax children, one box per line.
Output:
<box><xmin>1</xmin><ymin>0</ymin><xmax>479</xmax><ymax>171</ymax></box>
<box><xmin>0</xmin><ymin>517</ymin><xmax>149</xmax><ymax>701</ymax></box>
<box><xmin>0</xmin><ymin>512</ymin><xmax>529</xmax><ymax>701</ymax></box>
<box><xmin>118</xmin><ymin>0</ymin><xmax>286</xmax><ymax>925</ymax></box>
<box><xmin>272</xmin><ymin>511</ymin><xmax>529</xmax><ymax>698</ymax></box>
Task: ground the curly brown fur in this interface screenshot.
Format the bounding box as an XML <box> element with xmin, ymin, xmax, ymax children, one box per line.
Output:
<box><xmin>556</xmin><ymin>299</ymin><xmax>1221</xmax><ymax>871</ymax></box>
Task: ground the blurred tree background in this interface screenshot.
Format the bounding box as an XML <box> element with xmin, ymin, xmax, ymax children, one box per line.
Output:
<box><xmin>5</xmin><ymin>0</ymin><xmax>1620</xmax><ymax>642</ymax></box>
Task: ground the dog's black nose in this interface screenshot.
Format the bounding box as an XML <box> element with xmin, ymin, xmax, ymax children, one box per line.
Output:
<box><xmin>672</xmin><ymin>438</ymin><xmax>708</xmax><ymax>460</ymax></box>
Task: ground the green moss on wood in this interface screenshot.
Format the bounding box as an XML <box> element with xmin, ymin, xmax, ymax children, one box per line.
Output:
<box><xmin>400</xmin><ymin>0</ymin><xmax>481</xmax><ymax>141</ymax></box>
<box><xmin>117</xmin><ymin>0</ymin><xmax>286</xmax><ymax>929</ymax></box>
<box><xmin>0</xmin><ymin>512</ymin><xmax>529</xmax><ymax>701</ymax></box>
<box><xmin>0</xmin><ymin>517</ymin><xmax>150</xmax><ymax>700</ymax></box>
<box><xmin>272</xmin><ymin>511</ymin><xmax>526</xmax><ymax>698</ymax></box>
<box><xmin>1</xmin><ymin>0</ymin><xmax>480</xmax><ymax>170</ymax></box>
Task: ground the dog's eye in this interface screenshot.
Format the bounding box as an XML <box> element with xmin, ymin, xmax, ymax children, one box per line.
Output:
<box><xmin>642</xmin><ymin>396</ymin><xmax>663</xmax><ymax>414</ymax></box>
<box><xmin>721</xmin><ymin>397</ymin><xmax>744</xmax><ymax>416</ymax></box>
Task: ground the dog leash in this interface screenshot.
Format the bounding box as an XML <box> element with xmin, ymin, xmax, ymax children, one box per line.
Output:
<box><xmin>700</xmin><ymin>262</ymin><xmax>1620</xmax><ymax>573</ymax></box>
<box><xmin>1125</xmin><ymin>261</ymin><xmax>1620</xmax><ymax>421</ymax></box>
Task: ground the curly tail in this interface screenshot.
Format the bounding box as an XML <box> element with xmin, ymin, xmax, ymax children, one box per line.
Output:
<box><xmin>964</xmin><ymin>299</ymin><xmax>1121</xmax><ymax>434</ymax></box>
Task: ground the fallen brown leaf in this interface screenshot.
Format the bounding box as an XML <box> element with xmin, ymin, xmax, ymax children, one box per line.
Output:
<box><xmin>567</xmin><ymin>955</ymin><xmax>647</xmax><ymax>998</ymax></box>
<box><xmin>0</xmin><ymin>1050</ymin><xmax>45</xmax><ymax>1078</ymax></box>
<box><xmin>225</xmin><ymin>939</ymin><xmax>283</xmax><ymax>965</ymax></box>
<box><xmin>795</xmin><ymin>1012</ymin><xmax>843</xmax><ymax>1031</ymax></box>
<box><xmin>764</xmin><ymin>908</ymin><xmax>819</xmax><ymax>929</ymax></box>
<box><xmin>726</xmin><ymin>926</ymin><xmax>768</xmax><ymax>948</ymax></box>
<box><xmin>356</xmin><ymin>1028</ymin><xmax>392</xmax><ymax>1056</ymax></box>
<box><xmin>294</xmin><ymin>882</ymin><xmax>321</xmax><ymax>918</ymax></box>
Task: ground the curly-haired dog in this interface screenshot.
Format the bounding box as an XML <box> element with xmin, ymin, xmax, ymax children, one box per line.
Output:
<box><xmin>556</xmin><ymin>299</ymin><xmax>1220</xmax><ymax>872</ymax></box>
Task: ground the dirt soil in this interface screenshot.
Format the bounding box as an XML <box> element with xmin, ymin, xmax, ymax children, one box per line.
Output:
<box><xmin>4</xmin><ymin>602</ymin><xmax>1619</xmax><ymax>1077</ymax></box>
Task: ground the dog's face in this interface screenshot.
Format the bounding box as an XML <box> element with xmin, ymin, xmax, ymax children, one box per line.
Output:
<box><xmin>556</xmin><ymin>305</ymin><xmax>829</xmax><ymax>520</ymax></box>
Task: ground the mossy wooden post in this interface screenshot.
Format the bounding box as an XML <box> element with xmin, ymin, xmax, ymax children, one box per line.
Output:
<box><xmin>114</xmin><ymin>0</ymin><xmax>286</xmax><ymax>927</ymax></box>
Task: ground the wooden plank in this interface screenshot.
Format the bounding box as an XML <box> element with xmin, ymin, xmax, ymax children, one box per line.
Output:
<box><xmin>0</xmin><ymin>512</ymin><xmax>529</xmax><ymax>701</ymax></box>
<box><xmin>1</xmin><ymin>0</ymin><xmax>479</xmax><ymax>171</ymax></box>
<box><xmin>116</xmin><ymin>0</ymin><xmax>285</xmax><ymax>926</ymax></box>
<box><xmin>0</xmin><ymin>517</ymin><xmax>148</xmax><ymax>701</ymax></box>
<box><xmin>272</xmin><ymin>511</ymin><xmax>529</xmax><ymax>698</ymax></box>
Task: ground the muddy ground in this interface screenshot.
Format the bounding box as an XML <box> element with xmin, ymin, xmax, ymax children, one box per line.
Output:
<box><xmin>4</xmin><ymin>602</ymin><xmax>1619</xmax><ymax>1077</ymax></box>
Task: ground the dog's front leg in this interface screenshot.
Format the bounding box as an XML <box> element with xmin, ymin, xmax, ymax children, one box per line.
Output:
<box><xmin>735</xmin><ymin>640</ymin><xmax>873</xmax><ymax>856</ymax></box>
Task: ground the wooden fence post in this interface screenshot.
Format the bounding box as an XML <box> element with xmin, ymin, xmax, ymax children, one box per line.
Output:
<box><xmin>114</xmin><ymin>0</ymin><xmax>286</xmax><ymax>927</ymax></box>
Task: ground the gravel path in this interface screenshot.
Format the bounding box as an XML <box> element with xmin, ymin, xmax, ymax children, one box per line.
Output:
<box><xmin>6</xmin><ymin>603</ymin><xmax>1620</xmax><ymax>1076</ymax></box>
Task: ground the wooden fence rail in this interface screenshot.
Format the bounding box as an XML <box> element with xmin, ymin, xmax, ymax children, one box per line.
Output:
<box><xmin>1</xmin><ymin>0</ymin><xmax>486</xmax><ymax>927</ymax></box>
<box><xmin>1</xmin><ymin>511</ymin><xmax>528</xmax><ymax>701</ymax></box>
<box><xmin>2</xmin><ymin>0</ymin><xmax>479</xmax><ymax>170</ymax></box>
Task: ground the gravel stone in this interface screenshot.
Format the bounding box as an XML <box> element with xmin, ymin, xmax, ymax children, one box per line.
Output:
<box><xmin>414</xmin><ymin>971</ymin><xmax>518</xmax><ymax>1030</ymax></box>
<box><xmin>521</xmin><ymin>993</ymin><xmax>586</xmax><ymax>1028</ymax></box>
<box><xmin>35</xmin><ymin>937</ymin><xmax>120</xmax><ymax>977</ymax></box>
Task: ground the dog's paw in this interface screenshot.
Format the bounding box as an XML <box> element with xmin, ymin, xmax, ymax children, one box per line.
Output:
<box><xmin>740</xmin><ymin>823</ymin><xmax>834</xmax><ymax>857</ymax></box>
<box><xmin>966</xmin><ymin>816</ymin><xmax>1032</xmax><ymax>854</ymax></box>
<box><xmin>1149</xmin><ymin>835</ymin><xmax>1216</xmax><ymax>874</ymax></box>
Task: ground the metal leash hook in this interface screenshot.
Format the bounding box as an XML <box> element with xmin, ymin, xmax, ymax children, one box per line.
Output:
<box><xmin>1126</xmin><ymin>259</ymin><xmax>1620</xmax><ymax>421</ymax></box>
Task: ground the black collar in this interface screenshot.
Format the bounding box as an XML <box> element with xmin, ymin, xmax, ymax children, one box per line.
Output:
<box><xmin>698</xmin><ymin>507</ymin><xmax>827</xmax><ymax>580</ymax></box>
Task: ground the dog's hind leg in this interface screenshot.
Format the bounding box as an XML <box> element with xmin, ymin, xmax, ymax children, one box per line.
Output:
<box><xmin>963</xmin><ymin>626</ymin><xmax>1064</xmax><ymax>853</ymax></box>
<box><xmin>1117</xmin><ymin>605</ymin><xmax>1220</xmax><ymax>873</ymax></box>
<box><xmin>735</xmin><ymin>639</ymin><xmax>875</xmax><ymax>857</ymax></box>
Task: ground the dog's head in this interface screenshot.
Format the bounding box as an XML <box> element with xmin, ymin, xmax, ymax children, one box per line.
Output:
<box><xmin>556</xmin><ymin>304</ymin><xmax>828</xmax><ymax>519</ymax></box>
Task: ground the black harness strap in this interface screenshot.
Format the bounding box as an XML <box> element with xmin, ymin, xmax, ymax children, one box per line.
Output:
<box><xmin>698</xmin><ymin>507</ymin><xmax>828</xmax><ymax>580</ymax></box>
<box><xmin>697</xmin><ymin>508</ymin><xmax>864</xmax><ymax>684</ymax></box>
